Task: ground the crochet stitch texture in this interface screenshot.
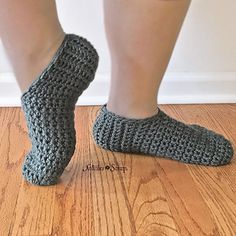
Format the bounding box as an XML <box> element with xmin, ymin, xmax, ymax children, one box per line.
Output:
<box><xmin>92</xmin><ymin>104</ymin><xmax>234</xmax><ymax>166</ymax></box>
<box><xmin>21</xmin><ymin>34</ymin><xmax>99</xmax><ymax>185</ymax></box>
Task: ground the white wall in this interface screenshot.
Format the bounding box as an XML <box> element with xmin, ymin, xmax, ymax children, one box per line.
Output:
<box><xmin>0</xmin><ymin>0</ymin><xmax>236</xmax><ymax>106</ymax></box>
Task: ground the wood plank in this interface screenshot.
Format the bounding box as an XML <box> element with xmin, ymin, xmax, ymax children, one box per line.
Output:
<box><xmin>0</xmin><ymin>108</ymin><xmax>29</xmax><ymax>236</ymax></box>
<box><xmin>159</xmin><ymin>104</ymin><xmax>236</xmax><ymax>236</ymax></box>
<box><xmin>0</xmin><ymin>105</ymin><xmax>235</xmax><ymax>236</ymax></box>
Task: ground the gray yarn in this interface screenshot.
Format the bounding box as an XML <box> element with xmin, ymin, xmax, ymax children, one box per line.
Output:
<box><xmin>92</xmin><ymin>104</ymin><xmax>234</xmax><ymax>166</ymax></box>
<box><xmin>21</xmin><ymin>34</ymin><xmax>99</xmax><ymax>185</ymax></box>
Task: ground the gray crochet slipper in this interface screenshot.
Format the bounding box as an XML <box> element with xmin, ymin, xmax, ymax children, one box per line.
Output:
<box><xmin>92</xmin><ymin>104</ymin><xmax>234</xmax><ymax>166</ymax></box>
<box><xmin>21</xmin><ymin>34</ymin><xmax>99</xmax><ymax>185</ymax></box>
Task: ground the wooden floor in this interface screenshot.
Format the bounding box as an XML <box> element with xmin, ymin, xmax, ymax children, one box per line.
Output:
<box><xmin>0</xmin><ymin>104</ymin><xmax>235</xmax><ymax>236</ymax></box>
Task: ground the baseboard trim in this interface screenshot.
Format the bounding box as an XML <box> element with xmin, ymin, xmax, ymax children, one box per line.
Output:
<box><xmin>0</xmin><ymin>72</ymin><xmax>236</xmax><ymax>107</ymax></box>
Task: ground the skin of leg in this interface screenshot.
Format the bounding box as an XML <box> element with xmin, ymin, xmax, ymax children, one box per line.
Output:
<box><xmin>104</xmin><ymin>0</ymin><xmax>192</xmax><ymax>119</ymax></box>
<box><xmin>0</xmin><ymin>0</ymin><xmax>65</xmax><ymax>92</ymax></box>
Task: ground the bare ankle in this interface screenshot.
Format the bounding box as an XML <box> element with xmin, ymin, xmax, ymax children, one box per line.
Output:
<box><xmin>106</xmin><ymin>101</ymin><xmax>159</xmax><ymax>119</ymax></box>
<box><xmin>16</xmin><ymin>32</ymin><xmax>66</xmax><ymax>92</ymax></box>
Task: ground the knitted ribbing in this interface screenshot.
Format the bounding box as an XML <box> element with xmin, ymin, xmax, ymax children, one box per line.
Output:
<box><xmin>92</xmin><ymin>104</ymin><xmax>234</xmax><ymax>166</ymax></box>
<box><xmin>21</xmin><ymin>34</ymin><xmax>99</xmax><ymax>185</ymax></box>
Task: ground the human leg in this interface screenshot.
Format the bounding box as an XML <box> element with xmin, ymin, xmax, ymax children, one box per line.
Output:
<box><xmin>0</xmin><ymin>0</ymin><xmax>99</xmax><ymax>185</ymax></box>
<box><xmin>104</xmin><ymin>0</ymin><xmax>191</xmax><ymax>119</ymax></box>
<box><xmin>0</xmin><ymin>0</ymin><xmax>65</xmax><ymax>91</ymax></box>
<box><xmin>92</xmin><ymin>0</ymin><xmax>234</xmax><ymax>166</ymax></box>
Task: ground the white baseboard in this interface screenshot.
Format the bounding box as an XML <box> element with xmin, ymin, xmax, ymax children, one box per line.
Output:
<box><xmin>0</xmin><ymin>72</ymin><xmax>236</xmax><ymax>107</ymax></box>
